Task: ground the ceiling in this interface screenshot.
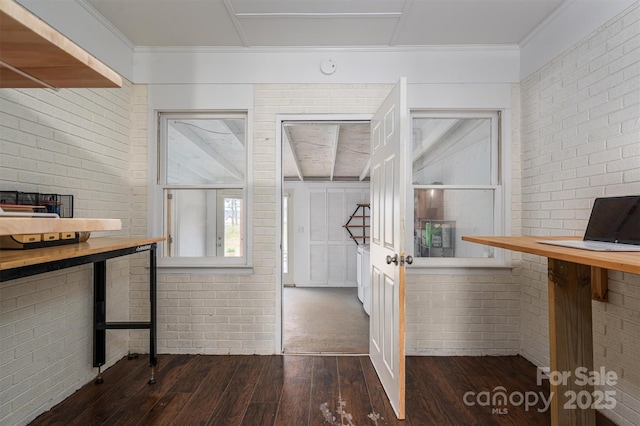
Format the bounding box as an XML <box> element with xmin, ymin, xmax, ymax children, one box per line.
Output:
<box><xmin>283</xmin><ymin>121</ymin><xmax>370</xmax><ymax>181</ymax></box>
<box><xmin>84</xmin><ymin>0</ymin><xmax>564</xmax><ymax>48</ymax></box>
<box><xmin>82</xmin><ymin>0</ymin><xmax>565</xmax><ymax>181</ymax></box>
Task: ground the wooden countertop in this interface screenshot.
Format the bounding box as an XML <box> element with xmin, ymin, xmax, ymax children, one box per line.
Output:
<box><xmin>0</xmin><ymin>217</ymin><xmax>122</xmax><ymax>235</ymax></box>
<box><xmin>462</xmin><ymin>236</ymin><xmax>640</xmax><ymax>275</ymax></box>
<box><xmin>0</xmin><ymin>236</ymin><xmax>164</xmax><ymax>270</ymax></box>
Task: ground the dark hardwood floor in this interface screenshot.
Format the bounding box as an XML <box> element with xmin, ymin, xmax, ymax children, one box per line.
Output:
<box><xmin>29</xmin><ymin>354</ymin><xmax>617</xmax><ymax>426</ymax></box>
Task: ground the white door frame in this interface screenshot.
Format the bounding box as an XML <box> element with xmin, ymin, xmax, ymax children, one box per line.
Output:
<box><xmin>282</xmin><ymin>189</ymin><xmax>294</xmax><ymax>286</ymax></box>
<box><xmin>275</xmin><ymin>113</ymin><xmax>373</xmax><ymax>354</ymax></box>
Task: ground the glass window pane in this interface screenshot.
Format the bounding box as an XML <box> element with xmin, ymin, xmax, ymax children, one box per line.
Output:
<box><xmin>223</xmin><ymin>195</ymin><xmax>243</xmax><ymax>257</ymax></box>
<box><xmin>167</xmin><ymin>117</ymin><xmax>246</xmax><ymax>185</ymax></box>
<box><xmin>412</xmin><ymin>117</ymin><xmax>492</xmax><ymax>185</ymax></box>
<box><xmin>282</xmin><ymin>194</ymin><xmax>289</xmax><ymax>274</ymax></box>
<box><xmin>413</xmin><ymin>189</ymin><xmax>495</xmax><ymax>258</ymax></box>
<box><xmin>164</xmin><ymin>189</ymin><xmax>244</xmax><ymax>258</ymax></box>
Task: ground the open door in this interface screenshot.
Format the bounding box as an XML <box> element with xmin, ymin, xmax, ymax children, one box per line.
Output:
<box><xmin>369</xmin><ymin>78</ymin><xmax>408</xmax><ymax>419</ymax></box>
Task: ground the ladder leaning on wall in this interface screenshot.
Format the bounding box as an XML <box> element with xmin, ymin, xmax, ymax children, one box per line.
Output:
<box><xmin>343</xmin><ymin>203</ymin><xmax>370</xmax><ymax>245</ymax></box>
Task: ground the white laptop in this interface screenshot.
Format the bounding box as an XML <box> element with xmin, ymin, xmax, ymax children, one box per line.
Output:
<box><xmin>539</xmin><ymin>196</ymin><xmax>640</xmax><ymax>252</ymax></box>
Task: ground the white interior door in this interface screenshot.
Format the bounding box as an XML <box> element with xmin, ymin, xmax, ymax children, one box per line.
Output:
<box><xmin>369</xmin><ymin>78</ymin><xmax>407</xmax><ymax>419</ymax></box>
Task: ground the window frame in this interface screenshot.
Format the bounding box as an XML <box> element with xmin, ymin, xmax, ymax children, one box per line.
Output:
<box><xmin>154</xmin><ymin>110</ymin><xmax>253</xmax><ymax>269</ymax></box>
<box><xmin>406</xmin><ymin>110</ymin><xmax>509</xmax><ymax>269</ymax></box>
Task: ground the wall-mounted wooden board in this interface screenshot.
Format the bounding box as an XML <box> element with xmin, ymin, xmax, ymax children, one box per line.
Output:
<box><xmin>0</xmin><ymin>0</ymin><xmax>122</xmax><ymax>88</ymax></box>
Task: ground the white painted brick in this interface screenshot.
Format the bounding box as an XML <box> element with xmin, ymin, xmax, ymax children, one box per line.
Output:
<box><xmin>0</xmin><ymin>80</ymin><xmax>134</xmax><ymax>426</ymax></box>
<box><xmin>520</xmin><ymin>3</ymin><xmax>640</xmax><ymax>424</ymax></box>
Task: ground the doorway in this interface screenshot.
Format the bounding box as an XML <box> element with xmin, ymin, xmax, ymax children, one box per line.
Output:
<box><xmin>277</xmin><ymin>115</ymin><xmax>372</xmax><ymax>354</ymax></box>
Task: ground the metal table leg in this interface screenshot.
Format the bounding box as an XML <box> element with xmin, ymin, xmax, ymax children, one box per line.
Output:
<box><xmin>91</xmin><ymin>243</ymin><xmax>158</xmax><ymax>385</ymax></box>
<box><xmin>148</xmin><ymin>244</ymin><xmax>157</xmax><ymax>384</ymax></box>
<box><xmin>93</xmin><ymin>260</ymin><xmax>107</xmax><ymax>384</ymax></box>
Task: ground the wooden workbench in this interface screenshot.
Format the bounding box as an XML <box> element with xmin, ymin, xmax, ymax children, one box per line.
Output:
<box><xmin>0</xmin><ymin>236</ymin><xmax>164</xmax><ymax>384</ymax></box>
<box><xmin>462</xmin><ymin>235</ymin><xmax>640</xmax><ymax>426</ymax></box>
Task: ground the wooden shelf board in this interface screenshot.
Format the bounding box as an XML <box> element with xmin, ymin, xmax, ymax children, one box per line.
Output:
<box><xmin>0</xmin><ymin>0</ymin><xmax>122</xmax><ymax>88</ymax></box>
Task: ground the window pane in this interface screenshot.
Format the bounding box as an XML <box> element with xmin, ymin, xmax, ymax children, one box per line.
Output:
<box><xmin>167</xmin><ymin>117</ymin><xmax>246</xmax><ymax>185</ymax></box>
<box><xmin>223</xmin><ymin>195</ymin><xmax>243</xmax><ymax>257</ymax></box>
<box><xmin>282</xmin><ymin>194</ymin><xmax>289</xmax><ymax>274</ymax></box>
<box><xmin>412</xmin><ymin>117</ymin><xmax>492</xmax><ymax>185</ymax></box>
<box><xmin>164</xmin><ymin>189</ymin><xmax>244</xmax><ymax>258</ymax></box>
<box><xmin>413</xmin><ymin>189</ymin><xmax>495</xmax><ymax>258</ymax></box>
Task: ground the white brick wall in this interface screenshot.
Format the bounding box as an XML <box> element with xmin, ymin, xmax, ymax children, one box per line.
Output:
<box><xmin>131</xmin><ymin>82</ymin><xmax>524</xmax><ymax>357</ymax></box>
<box><xmin>519</xmin><ymin>3</ymin><xmax>640</xmax><ymax>424</ymax></box>
<box><xmin>137</xmin><ymin>84</ymin><xmax>392</xmax><ymax>355</ymax></box>
<box><xmin>2</xmin><ymin>8</ymin><xmax>638</xmax><ymax>419</ymax></box>
<box><xmin>0</xmin><ymin>83</ymin><xmax>135</xmax><ymax>425</ymax></box>
<box><xmin>406</xmin><ymin>273</ymin><xmax>521</xmax><ymax>355</ymax></box>
<box><xmin>406</xmin><ymin>86</ymin><xmax>523</xmax><ymax>357</ymax></box>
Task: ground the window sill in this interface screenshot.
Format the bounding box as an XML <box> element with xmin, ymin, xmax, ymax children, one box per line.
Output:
<box><xmin>406</xmin><ymin>257</ymin><xmax>513</xmax><ymax>275</ymax></box>
<box><xmin>158</xmin><ymin>263</ymin><xmax>254</xmax><ymax>275</ymax></box>
<box><xmin>406</xmin><ymin>265</ymin><xmax>513</xmax><ymax>275</ymax></box>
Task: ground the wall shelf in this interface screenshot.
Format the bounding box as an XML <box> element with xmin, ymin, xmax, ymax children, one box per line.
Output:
<box><xmin>343</xmin><ymin>203</ymin><xmax>369</xmax><ymax>245</ymax></box>
<box><xmin>0</xmin><ymin>0</ymin><xmax>122</xmax><ymax>89</ymax></box>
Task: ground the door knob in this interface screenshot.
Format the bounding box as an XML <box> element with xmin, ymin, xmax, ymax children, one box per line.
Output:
<box><xmin>386</xmin><ymin>254</ymin><xmax>398</xmax><ymax>265</ymax></box>
<box><xmin>404</xmin><ymin>255</ymin><xmax>413</xmax><ymax>265</ymax></box>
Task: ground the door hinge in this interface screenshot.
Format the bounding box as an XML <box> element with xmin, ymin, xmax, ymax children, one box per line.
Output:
<box><xmin>167</xmin><ymin>235</ymin><xmax>173</xmax><ymax>244</ymax></box>
<box><xmin>167</xmin><ymin>193</ymin><xmax>173</xmax><ymax>200</ymax></box>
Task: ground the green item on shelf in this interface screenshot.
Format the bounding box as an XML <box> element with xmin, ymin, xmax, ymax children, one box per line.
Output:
<box><xmin>424</xmin><ymin>224</ymin><xmax>430</xmax><ymax>246</ymax></box>
<box><xmin>431</xmin><ymin>223</ymin><xmax>442</xmax><ymax>248</ymax></box>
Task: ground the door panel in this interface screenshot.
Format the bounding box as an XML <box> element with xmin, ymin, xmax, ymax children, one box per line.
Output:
<box><xmin>383</xmin><ymin>274</ymin><xmax>395</xmax><ymax>371</ymax></box>
<box><xmin>369</xmin><ymin>78</ymin><xmax>407</xmax><ymax>419</ymax></box>
<box><xmin>371</xmin><ymin>265</ymin><xmax>381</xmax><ymax>351</ymax></box>
<box><xmin>384</xmin><ymin>157</ymin><xmax>395</xmax><ymax>249</ymax></box>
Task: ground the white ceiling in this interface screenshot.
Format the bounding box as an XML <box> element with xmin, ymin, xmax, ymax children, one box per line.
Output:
<box><xmin>82</xmin><ymin>0</ymin><xmax>566</xmax><ymax>181</ymax></box>
<box><xmin>84</xmin><ymin>0</ymin><xmax>565</xmax><ymax>48</ymax></box>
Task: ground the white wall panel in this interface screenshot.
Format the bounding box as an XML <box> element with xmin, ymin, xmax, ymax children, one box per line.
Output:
<box><xmin>134</xmin><ymin>48</ymin><xmax>520</xmax><ymax>84</ymax></box>
<box><xmin>286</xmin><ymin>181</ymin><xmax>370</xmax><ymax>287</ymax></box>
<box><xmin>327</xmin><ymin>191</ymin><xmax>346</xmax><ymax>241</ymax></box>
<box><xmin>309</xmin><ymin>191</ymin><xmax>326</xmax><ymax>242</ymax></box>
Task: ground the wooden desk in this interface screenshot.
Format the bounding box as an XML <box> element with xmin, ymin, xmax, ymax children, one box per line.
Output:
<box><xmin>462</xmin><ymin>236</ymin><xmax>640</xmax><ymax>426</ymax></box>
<box><xmin>0</xmin><ymin>237</ymin><xmax>164</xmax><ymax>384</ymax></box>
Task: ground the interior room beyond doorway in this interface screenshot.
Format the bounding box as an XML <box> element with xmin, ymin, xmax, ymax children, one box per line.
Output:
<box><xmin>282</xmin><ymin>287</ymin><xmax>369</xmax><ymax>354</ymax></box>
<box><xmin>280</xmin><ymin>118</ymin><xmax>371</xmax><ymax>354</ymax></box>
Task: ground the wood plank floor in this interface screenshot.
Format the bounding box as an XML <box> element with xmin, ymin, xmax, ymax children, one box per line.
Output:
<box><xmin>30</xmin><ymin>354</ymin><xmax>618</xmax><ymax>426</ymax></box>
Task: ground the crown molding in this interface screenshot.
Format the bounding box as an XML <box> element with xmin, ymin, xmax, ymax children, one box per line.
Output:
<box><xmin>75</xmin><ymin>0</ymin><xmax>135</xmax><ymax>50</ymax></box>
<box><xmin>134</xmin><ymin>44</ymin><xmax>520</xmax><ymax>54</ymax></box>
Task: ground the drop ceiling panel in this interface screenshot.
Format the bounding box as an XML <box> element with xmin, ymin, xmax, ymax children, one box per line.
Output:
<box><xmin>231</xmin><ymin>0</ymin><xmax>405</xmax><ymax>14</ymax></box>
<box><xmin>87</xmin><ymin>0</ymin><xmax>244</xmax><ymax>46</ymax></box>
<box><xmin>238</xmin><ymin>17</ymin><xmax>399</xmax><ymax>46</ymax></box>
<box><xmin>81</xmin><ymin>0</ymin><xmax>566</xmax><ymax>48</ymax></box>
<box><xmin>395</xmin><ymin>0</ymin><xmax>563</xmax><ymax>45</ymax></box>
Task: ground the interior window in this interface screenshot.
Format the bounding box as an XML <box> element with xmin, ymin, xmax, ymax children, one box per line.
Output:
<box><xmin>158</xmin><ymin>112</ymin><xmax>249</xmax><ymax>266</ymax></box>
<box><xmin>411</xmin><ymin>112</ymin><xmax>502</xmax><ymax>261</ymax></box>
